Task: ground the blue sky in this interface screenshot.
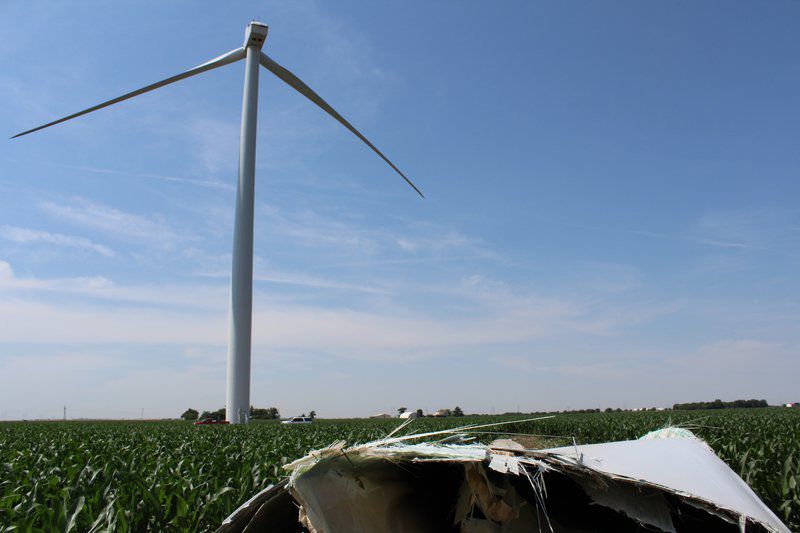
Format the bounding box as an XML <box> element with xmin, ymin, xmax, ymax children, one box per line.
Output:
<box><xmin>1</xmin><ymin>1</ymin><xmax>798</xmax><ymax>419</ymax></box>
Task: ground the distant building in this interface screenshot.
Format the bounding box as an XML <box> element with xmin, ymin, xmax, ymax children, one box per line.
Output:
<box><xmin>431</xmin><ymin>409</ymin><xmax>450</xmax><ymax>418</ymax></box>
<box><xmin>399</xmin><ymin>411</ymin><xmax>418</xmax><ymax>419</ymax></box>
<box><xmin>370</xmin><ymin>413</ymin><xmax>393</xmax><ymax>419</ymax></box>
<box><xmin>785</xmin><ymin>403</ymin><xmax>799</xmax><ymax>408</ymax></box>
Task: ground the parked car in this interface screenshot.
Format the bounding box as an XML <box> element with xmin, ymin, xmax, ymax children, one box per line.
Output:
<box><xmin>282</xmin><ymin>416</ymin><xmax>313</xmax><ymax>425</ymax></box>
<box><xmin>194</xmin><ymin>417</ymin><xmax>230</xmax><ymax>426</ymax></box>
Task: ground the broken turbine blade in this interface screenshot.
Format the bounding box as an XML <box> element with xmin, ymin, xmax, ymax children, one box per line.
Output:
<box><xmin>220</xmin><ymin>426</ymin><xmax>792</xmax><ymax>533</ymax></box>
<box><xmin>12</xmin><ymin>47</ymin><xmax>247</xmax><ymax>139</ymax></box>
<box><xmin>259</xmin><ymin>52</ymin><xmax>424</xmax><ymax>198</ymax></box>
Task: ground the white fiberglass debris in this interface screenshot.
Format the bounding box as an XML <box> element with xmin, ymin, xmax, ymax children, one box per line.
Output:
<box><xmin>640</xmin><ymin>426</ymin><xmax>705</xmax><ymax>441</ymax></box>
<box><xmin>542</xmin><ymin>436</ymin><xmax>788</xmax><ymax>532</ymax></box>
<box><xmin>219</xmin><ymin>422</ymin><xmax>791</xmax><ymax>533</ymax></box>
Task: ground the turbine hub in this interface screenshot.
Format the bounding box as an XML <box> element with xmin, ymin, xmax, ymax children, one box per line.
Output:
<box><xmin>244</xmin><ymin>21</ymin><xmax>268</xmax><ymax>49</ymax></box>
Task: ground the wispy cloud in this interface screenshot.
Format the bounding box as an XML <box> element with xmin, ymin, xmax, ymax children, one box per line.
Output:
<box><xmin>388</xmin><ymin>229</ymin><xmax>496</xmax><ymax>258</ymax></box>
<box><xmin>690</xmin><ymin>208</ymin><xmax>800</xmax><ymax>256</ymax></box>
<box><xmin>0</xmin><ymin>260</ymin><xmax>225</xmax><ymax>311</ymax></box>
<box><xmin>0</xmin><ymin>260</ymin><xmax>112</xmax><ymax>292</ymax></box>
<box><xmin>261</xmin><ymin>204</ymin><xmax>374</xmax><ymax>251</ymax></box>
<box><xmin>39</xmin><ymin>196</ymin><xmax>182</xmax><ymax>248</ymax></box>
<box><xmin>492</xmin><ymin>355</ymin><xmax>634</xmax><ymax>380</ymax></box>
<box><xmin>0</xmin><ymin>259</ymin><xmax>664</xmax><ymax>358</ymax></box>
<box><xmin>669</xmin><ymin>339</ymin><xmax>791</xmax><ymax>370</ymax></box>
<box><xmin>260</xmin><ymin>203</ymin><xmax>499</xmax><ymax>268</ymax></box>
<box><xmin>690</xmin><ymin>237</ymin><xmax>762</xmax><ymax>250</ymax></box>
<box><xmin>194</xmin><ymin>265</ymin><xmax>388</xmax><ymax>295</ymax></box>
<box><xmin>317</xmin><ymin>255</ymin><xmax>487</xmax><ymax>269</ymax></box>
<box><xmin>0</xmin><ymin>225</ymin><xmax>115</xmax><ymax>257</ymax></box>
<box><xmin>271</xmin><ymin>1</ymin><xmax>399</xmax><ymax>123</ymax></box>
<box><xmin>534</xmin><ymin>209</ymin><xmax>800</xmax><ymax>257</ymax></box>
<box><xmin>183</xmin><ymin>117</ymin><xmax>240</xmax><ymax>175</ymax></box>
<box><xmin>52</xmin><ymin>163</ymin><xmax>233</xmax><ymax>191</ymax></box>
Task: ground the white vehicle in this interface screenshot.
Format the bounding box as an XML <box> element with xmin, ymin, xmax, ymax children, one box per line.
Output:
<box><xmin>282</xmin><ymin>416</ymin><xmax>313</xmax><ymax>425</ymax></box>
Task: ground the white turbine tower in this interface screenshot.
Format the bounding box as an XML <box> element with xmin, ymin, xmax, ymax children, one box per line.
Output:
<box><xmin>13</xmin><ymin>21</ymin><xmax>423</xmax><ymax>424</ymax></box>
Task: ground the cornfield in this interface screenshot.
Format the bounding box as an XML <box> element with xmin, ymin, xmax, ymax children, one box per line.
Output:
<box><xmin>1</xmin><ymin>408</ymin><xmax>798</xmax><ymax>531</ymax></box>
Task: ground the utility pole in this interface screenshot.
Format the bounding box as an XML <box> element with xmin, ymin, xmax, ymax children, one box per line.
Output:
<box><xmin>141</xmin><ymin>408</ymin><xmax>144</xmax><ymax>421</ymax></box>
<box><xmin>63</xmin><ymin>405</ymin><xmax>66</xmax><ymax>422</ymax></box>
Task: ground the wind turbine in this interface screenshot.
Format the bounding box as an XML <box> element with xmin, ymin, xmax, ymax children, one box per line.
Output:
<box><xmin>13</xmin><ymin>21</ymin><xmax>423</xmax><ymax>424</ymax></box>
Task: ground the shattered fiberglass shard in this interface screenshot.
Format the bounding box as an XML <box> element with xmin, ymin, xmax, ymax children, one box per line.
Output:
<box><xmin>218</xmin><ymin>423</ymin><xmax>790</xmax><ymax>533</ymax></box>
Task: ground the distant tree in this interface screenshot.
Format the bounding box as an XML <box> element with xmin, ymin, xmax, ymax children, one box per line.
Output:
<box><xmin>604</xmin><ymin>407</ymin><xmax>613</xmax><ymax>413</ymax></box>
<box><xmin>453</xmin><ymin>406</ymin><xmax>464</xmax><ymax>417</ymax></box>
<box><xmin>300</xmin><ymin>413</ymin><xmax>306</xmax><ymax>417</ymax></box>
<box><xmin>673</xmin><ymin>399</ymin><xmax>769</xmax><ymax>411</ymax></box>
<box><xmin>415</xmin><ymin>409</ymin><xmax>424</xmax><ymax>418</ymax></box>
<box><xmin>181</xmin><ymin>408</ymin><xmax>199</xmax><ymax>420</ymax></box>
<box><xmin>309</xmin><ymin>410</ymin><xmax>317</xmax><ymax>419</ymax></box>
<box><xmin>397</xmin><ymin>407</ymin><xmax>407</xmax><ymax>415</ymax></box>
<box><xmin>199</xmin><ymin>408</ymin><xmax>226</xmax><ymax>420</ymax></box>
<box><xmin>250</xmin><ymin>406</ymin><xmax>281</xmax><ymax>420</ymax></box>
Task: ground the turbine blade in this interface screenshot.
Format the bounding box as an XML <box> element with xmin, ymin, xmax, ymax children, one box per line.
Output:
<box><xmin>12</xmin><ymin>47</ymin><xmax>246</xmax><ymax>139</ymax></box>
<box><xmin>259</xmin><ymin>52</ymin><xmax>423</xmax><ymax>198</ymax></box>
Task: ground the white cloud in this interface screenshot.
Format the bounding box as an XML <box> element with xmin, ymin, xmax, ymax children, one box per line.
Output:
<box><xmin>260</xmin><ymin>204</ymin><xmax>376</xmax><ymax>251</ymax></box>
<box><xmin>184</xmin><ymin>117</ymin><xmax>240</xmax><ymax>175</ymax></box>
<box><xmin>0</xmin><ymin>225</ymin><xmax>115</xmax><ymax>257</ymax></box>
<box><xmin>1</xmin><ymin>255</ymin><xmax>797</xmax><ymax>416</ymax></box>
<box><xmin>0</xmin><ymin>286</ymin><xmax>573</xmax><ymax>353</ymax></box>
<box><xmin>270</xmin><ymin>1</ymin><xmax>399</xmax><ymax>123</ymax></box>
<box><xmin>59</xmin><ymin>163</ymin><xmax>233</xmax><ymax>191</ymax></box>
<box><xmin>397</xmin><ymin>239</ymin><xmax>417</xmax><ymax>251</ymax></box>
<box><xmin>492</xmin><ymin>355</ymin><xmax>634</xmax><ymax>380</ymax></box>
<box><xmin>0</xmin><ymin>259</ymin><xmax>656</xmax><ymax>360</ymax></box>
<box><xmin>0</xmin><ymin>260</ymin><xmax>226</xmax><ymax>310</ymax></box>
<box><xmin>670</xmin><ymin>339</ymin><xmax>790</xmax><ymax>370</ymax></box>
<box><xmin>39</xmin><ymin>196</ymin><xmax>182</xmax><ymax>248</ymax></box>
<box><xmin>0</xmin><ymin>347</ymin><xmax>225</xmax><ymax>419</ymax></box>
<box><xmin>258</xmin><ymin>203</ymin><xmax>498</xmax><ymax>269</ymax></box>
<box><xmin>690</xmin><ymin>208</ymin><xmax>800</xmax><ymax>256</ymax></box>
<box><xmin>0</xmin><ymin>298</ymin><xmax>225</xmax><ymax>344</ymax></box>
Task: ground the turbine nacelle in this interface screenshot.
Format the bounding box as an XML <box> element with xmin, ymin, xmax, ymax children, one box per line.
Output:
<box><xmin>244</xmin><ymin>22</ymin><xmax>268</xmax><ymax>49</ymax></box>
